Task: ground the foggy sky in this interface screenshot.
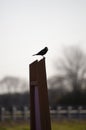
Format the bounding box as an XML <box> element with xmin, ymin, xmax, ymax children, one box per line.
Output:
<box><xmin>0</xmin><ymin>0</ymin><xmax>86</xmax><ymax>80</ymax></box>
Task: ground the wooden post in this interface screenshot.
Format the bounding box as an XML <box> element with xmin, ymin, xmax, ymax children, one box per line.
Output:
<box><xmin>29</xmin><ymin>58</ymin><xmax>51</xmax><ymax>130</ymax></box>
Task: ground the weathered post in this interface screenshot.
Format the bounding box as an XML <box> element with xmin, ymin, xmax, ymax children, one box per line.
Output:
<box><xmin>29</xmin><ymin>58</ymin><xmax>51</xmax><ymax>130</ymax></box>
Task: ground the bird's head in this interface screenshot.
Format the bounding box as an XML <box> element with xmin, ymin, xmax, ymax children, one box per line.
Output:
<box><xmin>45</xmin><ymin>47</ymin><xmax>48</xmax><ymax>51</ymax></box>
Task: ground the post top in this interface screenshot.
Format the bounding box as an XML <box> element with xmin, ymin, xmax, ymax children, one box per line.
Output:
<box><xmin>29</xmin><ymin>57</ymin><xmax>45</xmax><ymax>66</ymax></box>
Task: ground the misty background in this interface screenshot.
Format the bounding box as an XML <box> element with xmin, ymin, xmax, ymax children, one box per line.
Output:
<box><xmin>0</xmin><ymin>0</ymin><xmax>86</xmax><ymax>109</ymax></box>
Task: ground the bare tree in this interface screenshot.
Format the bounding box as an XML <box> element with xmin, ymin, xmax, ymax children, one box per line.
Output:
<box><xmin>55</xmin><ymin>45</ymin><xmax>86</xmax><ymax>92</ymax></box>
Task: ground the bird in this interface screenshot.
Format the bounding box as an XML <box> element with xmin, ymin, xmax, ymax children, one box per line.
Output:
<box><xmin>32</xmin><ymin>47</ymin><xmax>48</xmax><ymax>57</ymax></box>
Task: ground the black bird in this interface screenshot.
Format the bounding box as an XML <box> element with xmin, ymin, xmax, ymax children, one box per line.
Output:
<box><xmin>33</xmin><ymin>47</ymin><xmax>48</xmax><ymax>57</ymax></box>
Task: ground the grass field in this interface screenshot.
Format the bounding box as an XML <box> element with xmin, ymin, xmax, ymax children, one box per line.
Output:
<box><xmin>0</xmin><ymin>120</ymin><xmax>86</xmax><ymax>130</ymax></box>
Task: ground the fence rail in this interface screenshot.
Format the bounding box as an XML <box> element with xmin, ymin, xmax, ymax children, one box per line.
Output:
<box><xmin>0</xmin><ymin>106</ymin><xmax>86</xmax><ymax>121</ymax></box>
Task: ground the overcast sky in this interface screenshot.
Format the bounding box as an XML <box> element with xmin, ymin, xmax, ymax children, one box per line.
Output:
<box><xmin>0</xmin><ymin>0</ymin><xmax>86</xmax><ymax>80</ymax></box>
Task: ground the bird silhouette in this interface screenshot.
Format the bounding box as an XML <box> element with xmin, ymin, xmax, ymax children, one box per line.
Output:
<box><xmin>33</xmin><ymin>47</ymin><xmax>48</xmax><ymax>57</ymax></box>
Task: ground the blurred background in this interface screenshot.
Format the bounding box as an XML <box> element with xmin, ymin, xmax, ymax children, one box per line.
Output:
<box><xmin>0</xmin><ymin>0</ymin><xmax>86</xmax><ymax>122</ymax></box>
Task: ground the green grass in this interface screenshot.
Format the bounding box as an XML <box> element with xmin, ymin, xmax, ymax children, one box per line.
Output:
<box><xmin>51</xmin><ymin>120</ymin><xmax>86</xmax><ymax>130</ymax></box>
<box><xmin>0</xmin><ymin>120</ymin><xmax>86</xmax><ymax>130</ymax></box>
<box><xmin>0</xmin><ymin>122</ymin><xmax>30</xmax><ymax>130</ymax></box>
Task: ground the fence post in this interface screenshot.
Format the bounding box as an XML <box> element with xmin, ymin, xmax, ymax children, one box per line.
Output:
<box><xmin>57</xmin><ymin>106</ymin><xmax>61</xmax><ymax>119</ymax></box>
<box><xmin>1</xmin><ymin>107</ymin><xmax>5</xmax><ymax>121</ymax></box>
<box><xmin>67</xmin><ymin>106</ymin><xmax>72</xmax><ymax>119</ymax></box>
<box><xmin>12</xmin><ymin>106</ymin><xmax>17</xmax><ymax>121</ymax></box>
<box><xmin>78</xmin><ymin>106</ymin><xmax>82</xmax><ymax>119</ymax></box>
<box><xmin>24</xmin><ymin>106</ymin><xmax>28</xmax><ymax>121</ymax></box>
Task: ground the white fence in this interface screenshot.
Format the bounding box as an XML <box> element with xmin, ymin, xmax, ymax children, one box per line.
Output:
<box><xmin>0</xmin><ymin>106</ymin><xmax>86</xmax><ymax>121</ymax></box>
<box><xmin>50</xmin><ymin>106</ymin><xmax>86</xmax><ymax>120</ymax></box>
<box><xmin>0</xmin><ymin>106</ymin><xmax>29</xmax><ymax>121</ymax></box>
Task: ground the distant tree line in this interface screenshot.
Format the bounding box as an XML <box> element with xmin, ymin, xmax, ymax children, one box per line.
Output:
<box><xmin>48</xmin><ymin>45</ymin><xmax>86</xmax><ymax>109</ymax></box>
<box><xmin>0</xmin><ymin>88</ymin><xmax>86</xmax><ymax>110</ymax></box>
<box><xmin>0</xmin><ymin>45</ymin><xmax>86</xmax><ymax>110</ymax></box>
<box><xmin>48</xmin><ymin>88</ymin><xmax>86</xmax><ymax>109</ymax></box>
<box><xmin>0</xmin><ymin>92</ymin><xmax>30</xmax><ymax>110</ymax></box>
